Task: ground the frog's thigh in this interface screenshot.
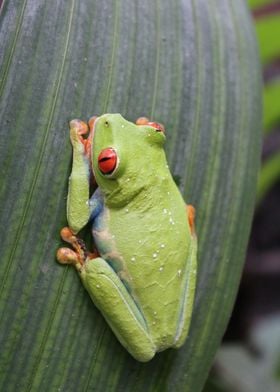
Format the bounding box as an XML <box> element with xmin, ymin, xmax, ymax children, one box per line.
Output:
<box><xmin>173</xmin><ymin>234</ymin><xmax>197</xmax><ymax>348</ymax></box>
<box><xmin>82</xmin><ymin>257</ymin><xmax>156</xmax><ymax>362</ymax></box>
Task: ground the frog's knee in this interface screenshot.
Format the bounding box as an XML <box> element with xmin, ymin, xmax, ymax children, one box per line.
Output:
<box><xmin>130</xmin><ymin>346</ymin><xmax>155</xmax><ymax>362</ymax></box>
<box><xmin>84</xmin><ymin>257</ymin><xmax>112</xmax><ymax>279</ymax></box>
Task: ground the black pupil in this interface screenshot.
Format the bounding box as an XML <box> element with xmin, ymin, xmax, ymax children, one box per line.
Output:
<box><xmin>99</xmin><ymin>157</ymin><xmax>111</xmax><ymax>162</ymax></box>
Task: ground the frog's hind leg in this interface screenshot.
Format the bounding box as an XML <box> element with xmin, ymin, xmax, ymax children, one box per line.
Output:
<box><xmin>80</xmin><ymin>257</ymin><xmax>156</xmax><ymax>362</ymax></box>
<box><xmin>173</xmin><ymin>205</ymin><xmax>197</xmax><ymax>348</ymax></box>
<box><xmin>58</xmin><ymin>228</ymin><xmax>156</xmax><ymax>361</ymax></box>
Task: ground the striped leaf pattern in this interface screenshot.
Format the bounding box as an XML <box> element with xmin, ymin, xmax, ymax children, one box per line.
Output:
<box><xmin>0</xmin><ymin>1</ymin><xmax>262</xmax><ymax>391</ymax></box>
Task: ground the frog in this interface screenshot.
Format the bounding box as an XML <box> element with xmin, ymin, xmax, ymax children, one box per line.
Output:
<box><xmin>57</xmin><ymin>113</ymin><xmax>197</xmax><ymax>362</ymax></box>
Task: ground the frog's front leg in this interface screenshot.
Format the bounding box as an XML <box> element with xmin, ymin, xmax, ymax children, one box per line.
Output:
<box><xmin>67</xmin><ymin>117</ymin><xmax>97</xmax><ymax>233</ymax></box>
<box><xmin>80</xmin><ymin>257</ymin><xmax>156</xmax><ymax>362</ymax></box>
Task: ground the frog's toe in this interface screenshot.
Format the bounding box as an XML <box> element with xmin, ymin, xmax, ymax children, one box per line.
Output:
<box><xmin>69</xmin><ymin>119</ymin><xmax>89</xmax><ymax>136</ymax></box>
<box><xmin>135</xmin><ymin>116</ymin><xmax>150</xmax><ymax>125</ymax></box>
<box><xmin>135</xmin><ymin>117</ymin><xmax>165</xmax><ymax>133</ymax></box>
<box><xmin>88</xmin><ymin>116</ymin><xmax>98</xmax><ymax>132</ymax></box>
<box><xmin>59</xmin><ymin>226</ymin><xmax>96</xmax><ymax>262</ymax></box>
<box><xmin>60</xmin><ymin>227</ymin><xmax>76</xmax><ymax>243</ymax></box>
<box><xmin>56</xmin><ymin>247</ymin><xmax>80</xmax><ymax>265</ymax></box>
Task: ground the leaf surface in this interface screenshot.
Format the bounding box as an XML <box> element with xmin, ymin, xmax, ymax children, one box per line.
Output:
<box><xmin>0</xmin><ymin>1</ymin><xmax>262</xmax><ymax>391</ymax></box>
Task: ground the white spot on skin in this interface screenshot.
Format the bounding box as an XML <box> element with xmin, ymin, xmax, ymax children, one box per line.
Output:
<box><xmin>159</xmin><ymin>266</ymin><xmax>164</xmax><ymax>272</ymax></box>
<box><xmin>126</xmin><ymin>178</ymin><xmax>130</xmax><ymax>182</ymax></box>
<box><xmin>112</xmin><ymin>235</ymin><xmax>115</xmax><ymax>239</ymax></box>
<box><xmin>152</xmin><ymin>321</ymin><xmax>156</xmax><ymax>325</ymax></box>
<box><xmin>153</xmin><ymin>253</ymin><xmax>157</xmax><ymax>259</ymax></box>
<box><xmin>163</xmin><ymin>209</ymin><xmax>167</xmax><ymax>214</ymax></box>
<box><xmin>84</xmin><ymin>57</ymin><xmax>88</xmax><ymax>61</ymax></box>
<box><xmin>160</xmin><ymin>244</ymin><xmax>165</xmax><ymax>248</ymax></box>
<box><xmin>177</xmin><ymin>269</ymin><xmax>182</xmax><ymax>277</ymax></box>
<box><xmin>156</xmin><ymin>249</ymin><xmax>160</xmax><ymax>253</ymax></box>
<box><xmin>131</xmin><ymin>257</ymin><xmax>136</xmax><ymax>262</ymax></box>
<box><xmin>121</xmin><ymin>125</ymin><xmax>125</xmax><ymax>128</ymax></box>
<box><xmin>154</xmin><ymin>311</ymin><xmax>157</xmax><ymax>315</ymax></box>
<box><xmin>138</xmin><ymin>239</ymin><xmax>142</xmax><ymax>244</ymax></box>
<box><xmin>96</xmin><ymin>284</ymin><xmax>100</xmax><ymax>288</ymax></box>
<box><xmin>125</xmin><ymin>208</ymin><xmax>129</xmax><ymax>213</ymax></box>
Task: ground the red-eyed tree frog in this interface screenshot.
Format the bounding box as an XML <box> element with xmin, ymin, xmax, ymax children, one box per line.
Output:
<box><xmin>57</xmin><ymin>114</ymin><xmax>197</xmax><ymax>362</ymax></box>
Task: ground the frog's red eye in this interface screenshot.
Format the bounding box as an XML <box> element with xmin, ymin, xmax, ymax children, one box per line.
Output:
<box><xmin>147</xmin><ymin>121</ymin><xmax>165</xmax><ymax>133</ymax></box>
<box><xmin>98</xmin><ymin>148</ymin><xmax>118</xmax><ymax>175</ymax></box>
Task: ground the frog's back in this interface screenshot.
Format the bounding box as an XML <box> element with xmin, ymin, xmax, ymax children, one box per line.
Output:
<box><xmin>106</xmin><ymin>180</ymin><xmax>193</xmax><ymax>350</ymax></box>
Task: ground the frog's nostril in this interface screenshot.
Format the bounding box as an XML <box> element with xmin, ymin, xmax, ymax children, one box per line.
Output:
<box><xmin>98</xmin><ymin>148</ymin><xmax>118</xmax><ymax>174</ymax></box>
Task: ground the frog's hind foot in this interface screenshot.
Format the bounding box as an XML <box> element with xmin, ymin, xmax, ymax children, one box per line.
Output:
<box><xmin>57</xmin><ymin>227</ymin><xmax>98</xmax><ymax>269</ymax></box>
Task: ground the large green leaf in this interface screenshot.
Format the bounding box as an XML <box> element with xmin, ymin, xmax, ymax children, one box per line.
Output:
<box><xmin>0</xmin><ymin>1</ymin><xmax>261</xmax><ymax>391</ymax></box>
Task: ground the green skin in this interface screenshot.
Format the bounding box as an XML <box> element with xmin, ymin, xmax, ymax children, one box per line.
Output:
<box><xmin>59</xmin><ymin>113</ymin><xmax>197</xmax><ymax>362</ymax></box>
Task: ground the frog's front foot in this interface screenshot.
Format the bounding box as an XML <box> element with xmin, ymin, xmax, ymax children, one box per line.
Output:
<box><xmin>69</xmin><ymin>116</ymin><xmax>98</xmax><ymax>161</ymax></box>
<box><xmin>57</xmin><ymin>227</ymin><xmax>98</xmax><ymax>270</ymax></box>
<box><xmin>69</xmin><ymin>119</ymin><xmax>89</xmax><ymax>154</ymax></box>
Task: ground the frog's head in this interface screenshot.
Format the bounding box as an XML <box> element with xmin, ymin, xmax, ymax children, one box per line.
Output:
<box><xmin>91</xmin><ymin>113</ymin><xmax>167</xmax><ymax>207</ymax></box>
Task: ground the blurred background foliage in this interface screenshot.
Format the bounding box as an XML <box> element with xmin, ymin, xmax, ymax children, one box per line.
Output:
<box><xmin>204</xmin><ymin>1</ymin><xmax>280</xmax><ymax>391</ymax></box>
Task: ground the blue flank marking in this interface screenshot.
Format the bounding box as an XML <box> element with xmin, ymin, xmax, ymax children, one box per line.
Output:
<box><xmin>89</xmin><ymin>188</ymin><xmax>104</xmax><ymax>226</ymax></box>
<box><xmin>89</xmin><ymin>188</ymin><xmax>135</xmax><ymax>296</ymax></box>
<box><xmin>89</xmin><ymin>188</ymin><xmax>121</xmax><ymax>268</ymax></box>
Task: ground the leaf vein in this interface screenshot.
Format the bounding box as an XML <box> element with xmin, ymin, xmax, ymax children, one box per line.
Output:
<box><xmin>102</xmin><ymin>0</ymin><xmax>120</xmax><ymax>113</ymax></box>
<box><xmin>150</xmin><ymin>0</ymin><xmax>161</xmax><ymax>119</ymax></box>
<box><xmin>0</xmin><ymin>0</ymin><xmax>28</xmax><ymax>98</ymax></box>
